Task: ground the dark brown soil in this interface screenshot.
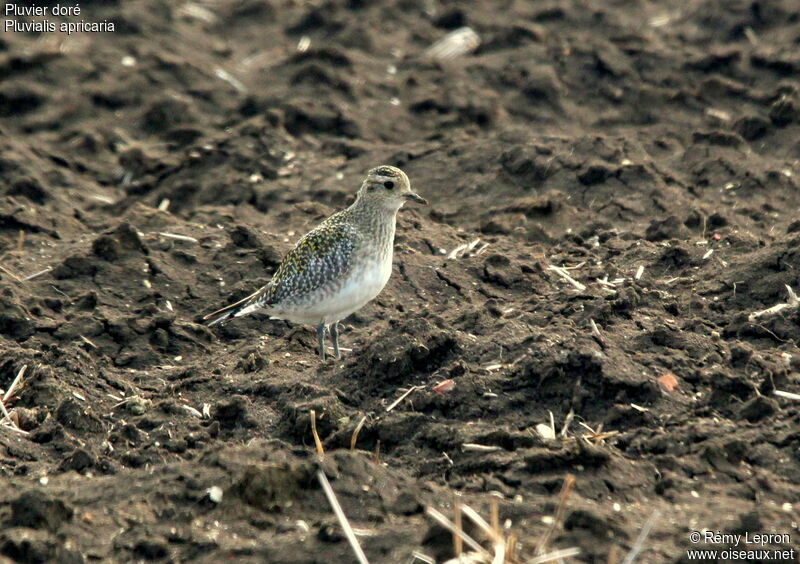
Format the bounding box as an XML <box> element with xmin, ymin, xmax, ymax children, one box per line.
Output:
<box><xmin>1</xmin><ymin>1</ymin><xmax>800</xmax><ymax>562</ymax></box>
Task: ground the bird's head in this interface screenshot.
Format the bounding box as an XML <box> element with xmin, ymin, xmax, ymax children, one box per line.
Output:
<box><xmin>357</xmin><ymin>165</ymin><xmax>427</xmax><ymax>211</ymax></box>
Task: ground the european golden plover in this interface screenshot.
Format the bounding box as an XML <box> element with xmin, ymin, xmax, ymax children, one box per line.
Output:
<box><xmin>204</xmin><ymin>166</ymin><xmax>427</xmax><ymax>360</ymax></box>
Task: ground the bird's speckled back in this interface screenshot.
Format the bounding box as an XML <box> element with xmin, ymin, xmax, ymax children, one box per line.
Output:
<box><xmin>254</xmin><ymin>195</ymin><xmax>397</xmax><ymax>309</ymax></box>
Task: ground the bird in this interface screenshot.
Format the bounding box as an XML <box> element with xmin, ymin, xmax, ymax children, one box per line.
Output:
<box><xmin>203</xmin><ymin>165</ymin><xmax>427</xmax><ymax>360</ymax></box>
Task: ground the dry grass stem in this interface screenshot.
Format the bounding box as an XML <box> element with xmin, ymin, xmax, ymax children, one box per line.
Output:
<box><xmin>178</xmin><ymin>2</ymin><xmax>218</xmax><ymax>24</ymax></box>
<box><xmin>462</xmin><ymin>443</ymin><xmax>503</xmax><ymax>453</ymax></box>
<box><xmin>577</xmin><ymin>421</ymin><xmax>613</xmax><ymax>440</ymax></box>
<box><xmin>386</xmin><ymin>385</ymin><xmax>423</xmax><ymax>412</ymax></box>
<box><xmin>490</xmin><ymin>497</ymin><xmax>504</xmax><ymax>564</ymax></box>
<box><xmin>1</xmin><ymin>423</ymin><xmax>28</xmax><ymax>435</ymax></box>
<box><xmin>410</xmin><ymin>551</ymin><xmax>436</xmax><ymax>564</ymax></box>
<box><xmin>310</xmin><ymin>409</ymin><xmax>324</xmax><ymax>456</ymax></box>
<box><xmin>181</xmin><ymin>405</ymin><xmax>203</xmax><ymax>418</ymax></box>
<box><xmin>317</xmin><ymin>470</ymin><xmax>370</xmax><ymax>564</ymax></box>
<box><xmin>749</xmin><ymin>285</ymin><xmax>799</xmax><ymax>321</ymax></box>
<box><xmin>23</xmin><ymin>266</ymin><xmax>53</xmax><ymax>281</ymax></box>
<box><xmin>91</xmin><ymin>194</ymin><xmax>116</xmax><ymax>204</ymax></box>
<box><xmin>350</xmin><ymin>415</ymin><xmax>367</xmax><ymax>450</ymax></box>
<box><xmin>547</xmin><ymin>265</ymin><xmax>586</xmax><ymax>291</ymax></box>
<box><xmin>214</xmin><ymin>67</ymin><xmax>246</xmax><ymax>92</ymax></box>
<box><xmin>157</xmin><ymin>232</ymin><xmax>199</xmax><ymax>244</ymax></box>
<box><xmin>0</xmin><ymin>396</ymin><xmax>26</xmax><ymax>434</ymax></box>
<box><xmin>447</xmin><ymin>238</ymin><xmax>483</xmax><ymax>260</ymax></box>
<box><xmin>560</xmin><ymin>408</ymin><xmax>575</xmax><ymax>438</ymax></box>
<box><xmin>535</xmin><ymin>474</ymin><xmax>575</xmax><ymax>555</ymax></box>
<box><xmin>505</xmin><ymin>535</ymin><xmax>518</xmax><ymax>562</ymax></box>
<box><xmin>454</xmin><ymin>495</ymin><xmax>463</xmax><ymax>557</ymax></box>
<box><xmin>525</xmin><ymin>547</ymin><xmax>582</xmax><ymax>563</ymax></box>
<box><xmin>621</xmin><ymin>510</ymin><xmax>660</xmax><ymax>564</ymax></box>
<box><xmin>4</xmin><ymin>365</ymin><xmax>28</xmax><ymax>403</ymax></box>
<box><xmin>0</xmin><ymin>264</ymin><xmax>23</xmax><ymax>283</ymax></box>
<box><xmin>425</xmin><ymin>506</ymin><xmax>493</xmax><ymax>560</ymax></box>
<box><xmin>460</xmin><ymin>504</ymin><xmax>499</xmax><ymax>542</ymax></box>
<box><xmin>80</xmin><ymin>335</ymin><xmax>98</xmax><ymax>349</ymax></box>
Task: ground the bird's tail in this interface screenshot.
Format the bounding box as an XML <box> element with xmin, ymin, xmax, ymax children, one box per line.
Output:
<box><xmin>203</xmin><ymin>288</ymin><xmax>263</xmax><ymax>327</ymax></box>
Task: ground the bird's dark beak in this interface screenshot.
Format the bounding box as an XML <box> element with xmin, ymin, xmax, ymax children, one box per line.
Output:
<box><xmin>405</xmin><ymin>192</ymin><xmax>428</xmax><ymax>205</ymax></box>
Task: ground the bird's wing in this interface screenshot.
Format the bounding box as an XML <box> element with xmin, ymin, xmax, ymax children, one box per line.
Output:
<box><xmin>265</xmin><ymin>219</ymin><xmax>361</xmax><ymax>305</ymax></box>
<box><xmin>220</xmin><ymin>215</ymin><xmax>361</xmax><ymax>317</ymax></box>
<box><xmin>204</xmin><ymin>215</ymin><xmax>360</xmax><ymax>325</ymax></box>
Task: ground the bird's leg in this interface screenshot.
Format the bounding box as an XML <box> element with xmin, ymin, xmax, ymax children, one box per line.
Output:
<box><xmin>316</xmin><ymin>323</ymin><xmax>326</xmax><ymax>360</ymax></box>
<box><xmin>330</xmin><ymin>322</ymin><xmax>341</xmax><ymax>359</ymax></box>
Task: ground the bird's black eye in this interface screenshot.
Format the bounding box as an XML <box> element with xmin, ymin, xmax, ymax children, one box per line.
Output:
<box><xmin>383</xmin><ymin>181</ymin><xmax>394</xmax><ymax>190</ymax></box>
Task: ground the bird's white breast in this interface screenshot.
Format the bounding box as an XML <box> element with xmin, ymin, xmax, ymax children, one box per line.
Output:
<box><xmin>324</xmin><ymin>255</ymin><xmax>392</xmax><ymax>323</ymax></box>
<box><xmin>278</xmin><ymin>253</ymin><xmax>393</xmax><ymax>325</ymax></box>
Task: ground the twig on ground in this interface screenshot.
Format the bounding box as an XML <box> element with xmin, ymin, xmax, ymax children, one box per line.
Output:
<box><xmin>317</xmin><ymin>469</ymin><xmax>370</xmax><ymax>564</ymax></box>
